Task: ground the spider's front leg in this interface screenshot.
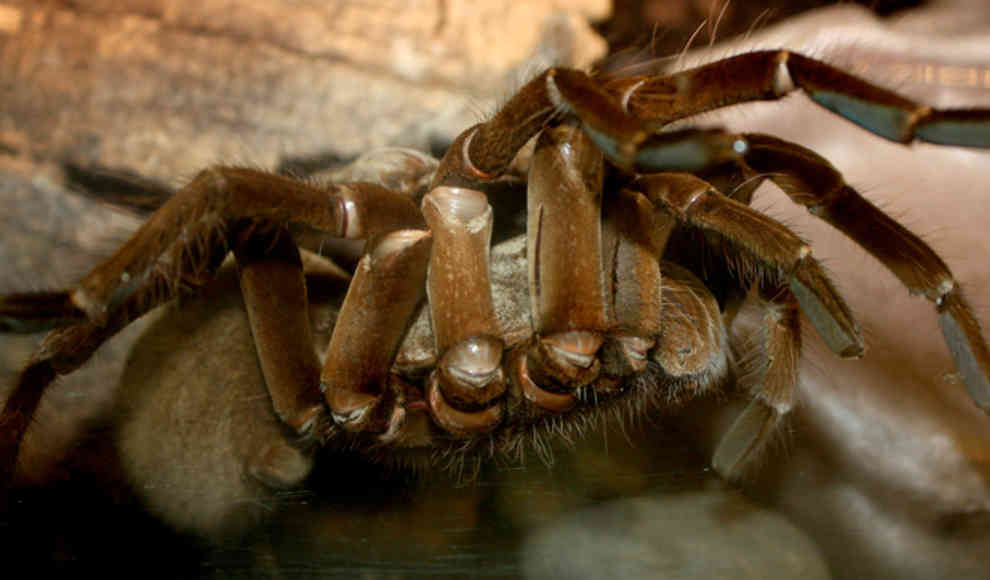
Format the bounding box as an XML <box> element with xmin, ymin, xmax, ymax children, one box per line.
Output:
<box><xmin>231</xmin><ymin>224</ymin><xmax>325</xmax><ymax>436</ymax></box>
<box><xmin>320</xmin><ymin>229</ymin><xmax>434</xmax><ymax>436</ymax></box>
<box><xmin>606</xmin><ymin>50</ymin><xmax>990</xmax><ymax>149</ymax></box>
<box><xmin>420</xmin><ymin>186</ymin><xmax>506</xmax><ymax>436</ymax></box>
<box><xmin>431</xmin><ymin>65</ymin><xmax>749</xmax><ymax>188</ymax></box>
<box><xmin>710</xmin><ymin>280</ymin><xmax>802</xmax><ymax>477</ymax></box>
<box><xmin>626</xmin><ymin>171</ymin><xmax>860</xmax><ymax>476</ymax></box>
<box><xmin>518</xmin><ymin>121</ymin><xmax>610</xmax><ymax>408</ymax></box>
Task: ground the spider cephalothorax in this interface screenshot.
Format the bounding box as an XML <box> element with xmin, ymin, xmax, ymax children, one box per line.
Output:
<box><xmin>2</xmin><ymin>50</ymin><xmax>989</xmax><ymax>495</ymax></box>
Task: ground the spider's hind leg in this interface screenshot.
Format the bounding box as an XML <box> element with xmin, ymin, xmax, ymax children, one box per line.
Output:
<box><xmin>0</xmin><ymin>320</ymin><xmax>118</xmax><ymax>488</ymax></box>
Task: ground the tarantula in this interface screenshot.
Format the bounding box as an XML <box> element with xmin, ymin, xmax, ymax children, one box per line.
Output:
<box><xmin>2</xmin><ymin>50</ymin><xmax>990</xmax><ymax>496</ymax></box>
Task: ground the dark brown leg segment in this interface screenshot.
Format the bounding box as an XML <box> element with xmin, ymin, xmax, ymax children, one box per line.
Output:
<box><xmin>2</xmin><ymin>169</ymin><xmax>422</xmax><ymax>333</ymax></box>
<box><xmin>1</xmin><ymin>312</ymin><xmax>127</xmax><ymax>488</ymax></box>
<box><xmin>69</xmin><ymin>168</ymin><xmax>420</xmax><ymax>325</ymax></box>
<box><xmin>713</xmin><ymin>282</ymin><xmax>802</xmax><ymax>479</ymax></box>
<box><xmin>549</xmin><ymin>68</ymin><xmax>748</xmax><ymax>172</ymax></box>
<box><xmin>739</xmin><ymin>134</ymin><xmax>990</xmax><ymax>411</ymax></box>
<box><xmin>524</xmin><ymin>123</ymin><xmax>607</xmax><ymax>395</ymax></box>
<box><xmin>320</xmin><ymin>230</ymin><xmax>433</xmax><ymax>432</ymax></box>
<box><xmin>1</xmin><ymin>359</ymin><xmax>56</xmax><ymax>488</ymax></box>
<box><xmin>633</xmin><ymin>172</ymin><xmax>863</xmax><ymax>359</ymax></box>
<box><xmin>0</xmin><ymin>292</ymin><xmax>87</xmax><ymax>334</ymax></box>
<box><xmin>421</xmin><ymin>186</ymin><xmax>506</xmax><ymax>436</ymax></box>
<box><xmin>432</xmin><ymin>67</ymin><xmax>750</xmax><ymax>188</ymax></box>
<box><xmin>431</xmin><ymin>71</ymin><xmax>557</xmax><ymax>189</ymax></box>
<box><xmin>608</xmin><ymin>50</ymin><xmax>990</xmax><ymax>148</ymax></box>
<box><xmin>233</xmin><ymin>224</ymin><xmax>325</xmax><ymax>436</ymax></box>
<box><xmin>0</xmin><ymin>170</ymin><xmax>423</xmax><ymax>485</ymax></box>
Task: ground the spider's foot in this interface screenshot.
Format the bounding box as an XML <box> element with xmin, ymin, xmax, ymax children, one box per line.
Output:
<box><xmin>426</xmin><ymin>336</ymin><xmax>506</xmax><ymax>437</ymax></box>
<box><xmin>789</xmin><ymin>259</ymin><xmax>864</xmax><ymax>359</ymax></box>
<box><xmin>938</xmin><ymin>292</ymin><xmax>990</xmax><ymax>411</ymax></box>
<box><xmin>513</xmin><ymin>331</ymin><xmax>603</xmax><ymax>414</ymax></box>
<box><xmin>712</xmin><ymin>398</ymin><xmax>783</xmax><ymax>481</ymax></box>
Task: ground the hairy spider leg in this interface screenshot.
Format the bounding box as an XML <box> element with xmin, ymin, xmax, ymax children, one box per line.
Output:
<box><xmin>606</xmin><ymin>50</ymin><xmax>990</xmax><ymax>148</ymax></box>
<box><xmin>232</xmin><ymin>224</ymin><xmax>325</xmax><ymax>435</ymax></box>
<box><xmin>0</xmin><ymin>168</ymin><xmax>425</xmax><ymax>486</ymax></box>
<box><xmin>627</xmin><ymin>171</ymin><xmax>869</xmax><ymax>475</ymax></box>
<box><xmin>431</xmin><ymin>67</ymin><xmax>749</xmax><ymax>190</ymax></box>
<box><xmin>421</xmin><ymin>187</ymin><xmax>506</xmax><ymax>436</ymax></box>
<box><xmin>734</xmin><ymin>134</ymin><xmax>990</xmax><ymax>411</ymax></box>
<box><xmin>320</xmin><ymin>230</ymin><xmax>433</xmax><ymax>433</ymax></box>
<box><xmin>712</xmin><ymin>280</ymin><xmax>802</xmax><ymax>479</ymax></box>
<box><xmin>595</xmin><ymin>51</ymin><xmax>990</xmax><ymax>413</ymax></box>
<box><xmin>633</xmin><ymin>172</ymin><xmax>862</xmax><ymax>359</ymax></box>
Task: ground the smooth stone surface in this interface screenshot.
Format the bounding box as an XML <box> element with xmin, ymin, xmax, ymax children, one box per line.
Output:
<box><xmin>522</xmin><ymin>490</ymin><xmax>831</xmax><ymax>580</ymax></box>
